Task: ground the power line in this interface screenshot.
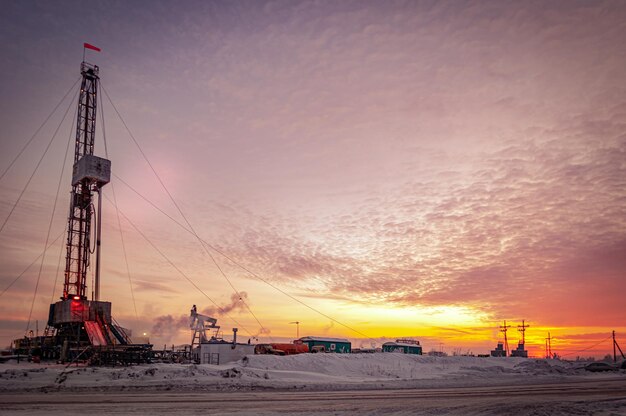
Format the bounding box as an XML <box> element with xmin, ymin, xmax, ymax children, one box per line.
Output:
<box><xmin>99</xmin><ymin>88</ymin><xmax>138</xmax><ymax>321</ymax></box>
<box><xmin>103</xmin><ymin>194</ymin><xmax>255</xmax><ymax>337</ymax></box>
<box><xmin>0</xmin><ymin>89</ymin><xmax>78</xmax><ymax>235</ymax></box>
<box><xmin>112</xmin><ymin>173</ymin><xmax>374</xmax><ymax>341</ymax></box>
<box><xmin>0</xmin><ymin>230</ymin><xmax>66</xmax><ymax>298</ymax></box>
<box><xmin>101</xmin><ymin>83</ymin><xmax>373</xmax><ymax>342</ymax></box>
<box><xmin>0</xmin><ymin>77</ymin><xmax>80</xmax><ymax>184</ymax></box>
<box><xmin>49</xmin><ymin>225</ymin><xmax>67</xmax><ymax>304</ymax></box>
<box><xmin>48</xmin><ymin>98</ymin><xmax>78</xmax><ymax>305</ymax></box>
<box><xmin>560</xmin><ymin>335</ymin><xmax>612</xmax><ymax>357</ymax></box>
<box><xmin>102</xmin><ymin>83</ymin><xmax>267</xmax><ymax>336</ymax></box>
<box><xmin>26</xmin><ymin>100</ymin><xmax>77</xmax><ymax>333</ymax></box>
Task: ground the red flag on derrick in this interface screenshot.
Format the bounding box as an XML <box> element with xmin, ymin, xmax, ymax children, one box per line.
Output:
<box><xmin>83</xmin><ymin>43</ymin><xmax>101</xmax><ymax>52</ymax></box>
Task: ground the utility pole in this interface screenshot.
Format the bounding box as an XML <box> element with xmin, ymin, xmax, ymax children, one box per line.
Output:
<box><xmin>517</xmin><ymin>320</ymin><xmax>529</xmax><ymax>345</ymax></box>
<box><xmin>289</xmin><ymin>321</ymin><xmax>300</xmax><ymax>339</ymax></box>
<box><xmin>613</xmin><ymin>330</ymin><xmax>625</xmax><ymax>363</ymax></box>
<box><xmin>499</xmin><ymin>320</ymin><xmax>511</xmax><ymax>357</ymax></box>
<box><xmin>545</xmin><ymin>332</ymin><xmax>553</xmax><ymax>359</ymax></box>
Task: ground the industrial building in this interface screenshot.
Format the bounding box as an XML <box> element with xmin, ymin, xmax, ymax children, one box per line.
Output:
<box><xmin>510</xmin><ymin>342</ymin><xmax>528</xmax><ymax>358</ymax></box>
<box><xmin>298</xmin><ymin>336</ymin><xmax>351</xmax><ymax>353</ymax></box>
<box><xmin>382</xmin><ymin>339</ymin><xmax>422</xmax><ymax>355</ymax></box>
<box><xmin>490</xmin><ymin>342</ymin><xmax>506</xmax><ymax>357</ymax></box>
<box><xmin>194</xmin><ymin>340</ymin><xmax>255</xmax><ymax>365</ymax></box>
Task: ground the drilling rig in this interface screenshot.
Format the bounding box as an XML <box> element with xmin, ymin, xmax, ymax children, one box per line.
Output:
<box><xmin>14</xmin><ymin>58</ymin><xmax>152</xmax><ymax>364</ymax></box>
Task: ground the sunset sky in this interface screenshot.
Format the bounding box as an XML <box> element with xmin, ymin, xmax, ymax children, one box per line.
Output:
<box><xmin>1</xmin><ymin>0</ymin><xmax>625</xmax><ymax>358</ymax></box>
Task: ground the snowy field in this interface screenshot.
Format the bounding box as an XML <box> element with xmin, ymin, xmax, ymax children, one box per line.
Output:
<box><xmin>0</xmin><ymin>354</ymin><xmax>617</xmax><ymax>392</ymax></box>
<box><xmin>1</xmin><ymin>354</ymin><xmax>625</xmax><ymax>415</ymax></box>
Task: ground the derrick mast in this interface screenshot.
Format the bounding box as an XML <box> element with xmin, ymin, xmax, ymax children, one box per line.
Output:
<box><xmin>47</xmin><ymin>60</ymin><xmax>116</xmax><ymax>359</ymax></box>
<box><xmin>18</xmin><ymin>55</ymin><xmax>152</xmax><ymax>363</ymax></box>
<box><xmin>63</xmin><ymin>61</ymin><xmax>106</xmax><ymax>300</ymax></box>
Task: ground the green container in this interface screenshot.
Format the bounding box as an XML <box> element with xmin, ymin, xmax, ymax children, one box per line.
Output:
<box><xmin>299</xmin><ymin>336</ymin><xmax>351</xmax><ymax>353</ymax></box>
<box><xmin>382</xmin><ymin>340</ymin><xmax>422</xmax><ymax>355</ymax></box>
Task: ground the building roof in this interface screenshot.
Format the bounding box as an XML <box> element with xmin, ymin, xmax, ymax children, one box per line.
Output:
<box><xmin>299</xmin><ymin>336</ymin><xmax>351</xmax><ymax>343</ymax></box>
<box><xmin>383</xmin><ymin>341</ymin><xmax>422</xmax><ymax>348</ymax></box>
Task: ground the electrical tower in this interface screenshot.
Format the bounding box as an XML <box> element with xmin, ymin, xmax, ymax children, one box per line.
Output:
<box><xmin>517</xmin><ymin>320</ymin><xmax>529</xmax><ymax>345</ymax></box>
<box><xmin>509</xmin><ymin>320</ymin><xmax>530</xmax><ymax>357</ymax></box>
<box><xmin>545</xmin><ymin>332</ymin><xmax>553</xmax><ymax>359</ymax></box>
<box><xmin>499</xmin><ymin>320</ymin><xmax>511</xmax><ymax>357</ymax></box>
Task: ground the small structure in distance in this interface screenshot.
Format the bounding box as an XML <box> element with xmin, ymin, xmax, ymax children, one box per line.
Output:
<box><xmin>255</xmin><ymin>340</ymin><xmax>309</xmax><ymax>355</ymax></box>
<box><xmin>510</xmin><ymin>320</ymin><xmax>529</xmax><ymax>358</ymax></box>
<box><xmin>382</xmin><ymin>338</ymin><xmax>422</xmax><ymax>355</ymax></box>
<box><xmin>299</xmin><ymin>336</ymin><xmax>352</xmax><ymax>353</ymax></box>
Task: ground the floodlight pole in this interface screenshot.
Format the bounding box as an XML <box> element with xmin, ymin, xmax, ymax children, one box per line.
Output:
<box><xmin>289</xmin><ymin>321</ymin><xmax>300</xmax><ymax>339</ymax></box>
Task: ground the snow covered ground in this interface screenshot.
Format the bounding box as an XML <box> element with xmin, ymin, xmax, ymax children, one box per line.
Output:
<box><xmin>1</xmin><ymin>354</ymin><xmax>625</xmax><ymax>415</ymax></box>
<box><xmin>0</xmin><ymin>353</ymin><xmax>620</xmax><ymax>392</ymax></box>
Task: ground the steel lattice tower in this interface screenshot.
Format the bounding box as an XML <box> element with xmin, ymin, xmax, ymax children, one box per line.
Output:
<box><xmin>34</xmin><ymin>56</ymin><xmax>151</xmax><ymax>363</ymax></box>
<box><xmin>63</xmin><ymin>62</ymin><xmax>99</xmax><ymax>300</ymax></box>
